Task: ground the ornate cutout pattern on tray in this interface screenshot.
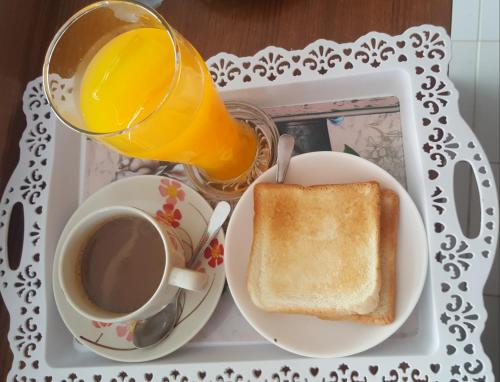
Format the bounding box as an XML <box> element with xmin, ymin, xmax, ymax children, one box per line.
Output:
<box><xmin>0</xmin><ymin>25</ymin><xmax>498</xmax><ymax>381</ymax></box>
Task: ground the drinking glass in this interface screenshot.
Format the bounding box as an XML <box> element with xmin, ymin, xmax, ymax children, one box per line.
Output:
<box><xmin>43</xmin><ymin>0</ymin><xmax>277</xmax><ymax>199</ymax></box>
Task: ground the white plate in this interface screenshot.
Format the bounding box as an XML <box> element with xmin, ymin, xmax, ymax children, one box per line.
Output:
<box><xmin>53</xmin><ymin>175</ymin><xmax>226</xmax><ymax>362</ymax></box>
<box><xmin>225</xmin><ymin>151</ymin><xmax>428</xmax><ymax>358</ymax></box>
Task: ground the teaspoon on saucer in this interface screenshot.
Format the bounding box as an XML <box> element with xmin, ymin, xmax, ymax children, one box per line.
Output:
<box><xmin>133</xmin><ymin>201</ymin><xmax>231</xmax><ymax>349</ymax></box>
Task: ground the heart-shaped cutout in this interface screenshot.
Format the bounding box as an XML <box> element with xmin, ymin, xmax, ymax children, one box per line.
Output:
<box><xmin>430</xmin><ymin>364</ymin><xmax>440</xmax><ymax>373</ymax></box>
<box><xmin>198</xmin><ymin>371</ymin><xmax>206</xmax><ymax>380</ymax></box>
<box><xmin>438</xmin><ymin>116</ymin><xmax>447</xmax><ymax>124</ymax></box>
<box><xmin>431</xmin><ymin>64</ymin><xmax>440</xmax><ymax>73</ymax></box>
<box><xmin>428</xmin><ymin>170</ymin><xmax>439</xmax><ymax>180</ymax></box>
<box><xmin>485</xmin><ymin>236</ymin><xmax>492</xmax><ymax>244</ymax></box>
<box><xmin>310</xmin><ymin>367</ymin><xmax>319</xmax><ymax>376</ymax></box>
<box><xmin>447</xmin><ymin>345</ymin><xmax>456</xmax><ymax>355</ymax></box>
<box><xmin>253</xmin><ymin>369</ymin><xmax>262</xmax><ymax>378</ymax></box>
<box><xmin>434</xmin><ymin>223</ymin><xmax>445</xmax><ymax>233</ymax></box>
<box><xmin>398</xmin><ymin>55</ymin><xmax>407</xmax><ymax>62</ymax></box>
<box><xmin>369</xmin><ymin>366</ymin><xmax>379</xmax><ymax>375</ymax></box>
<box><xmin>344</xmin><ymin>62</ymin><xmax>353</xmax><ymax>69</ymax></box>
<box><xmin>396</xmin><ymin>41</ymin><xmax>405</xmax><ymax>48</ymax></box>
<box><xmin>458</xmin><ymin>282</ymin><xmax>467</xmax><ymax>291</ymax></box>
<box><xmin>422</xmin><ymin>118</ymin><xmax>431</xmax><ymax>126</ymax></box>
<box><xmin>343</xmin><ymin>48</ymin><xmax>352</xmax><ymax>56</ymax></box>
<box><xmin>482</xmin><ymin>180</ymin><xmax>490</xmax><ymax>187</ymax></box>
<box><xmin>94</xmin><ymin>375</ymin><xmax>102</xmax><ymax>382</ymax></box>
<box><xmin>478</xmin><ymin>167</ymin><xmax>486</xmax><ymax>174</ymax></box>
<box><xmin>474</xmin><ymin>153</ymin><xmax>481</xmax><ymax>161</ymax></box>
<box><xmin>468</xmin><ymin>142</ymin><xmax>476</xmax><ymax>148</ymax></box>
<box><xmin>293</xmin><ymin>69</ymin><xmax>301</xmax><ymax>76</ymax></box>
<box><xmin>441</xmin><ymin>283</ymin><xmax>450</xmax><ymax>292</ymax></box>
<box><xmin>145</xmin><ymin>374</ymin><xmax>153</xmax><ymax>381</ymax></box>
<box><xmin>415</xmin><ymin>66</ymin><xmax>424</xmax><ymax>74</ymax></box>
<box><xmin>242</xmin><ymin>62</ymin><xmax>251</xmax><ymax>69</ymax></box>
<box><xmin>486</xmin><ymin>221</ymin><xmax>494</xmax><ymax>230</ymax></box>
<box><xmin>291</xmin><ymin>55</ymin><xmax>300</xmax><ymax>63</ymax></box>
<box><xmin>464</xmin><ymin>344</ymin><xmax>474</xmax><ymax>354</ymax></box>
<box><xmin>482</xmin><ymin>250</ymin><xmax>490</xmax><ymax>258</ymax></box>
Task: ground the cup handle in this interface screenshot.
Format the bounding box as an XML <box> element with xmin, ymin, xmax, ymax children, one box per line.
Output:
<box><xmin>168</xmin><ymin>267</ymin><xmax>208</xmax><ymax>292</ymax></box>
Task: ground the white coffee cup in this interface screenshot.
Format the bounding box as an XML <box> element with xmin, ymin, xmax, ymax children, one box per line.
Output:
<box><xmin>57</xmin><ymin>205</ymin><xmax>208</xmax><ymax>323</ymax></box>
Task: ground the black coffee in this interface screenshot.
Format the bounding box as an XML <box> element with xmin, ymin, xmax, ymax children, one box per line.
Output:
<box><xmin>81</xmin><ymin>216</ymin><xmax>165</xmax><ymax>313</ymax></box>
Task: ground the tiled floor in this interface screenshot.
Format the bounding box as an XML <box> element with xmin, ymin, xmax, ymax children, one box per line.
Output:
<box><xmin>450</xmin><ymin>0</ymin><xmax>499</xmax><ymax>379</ymax></box>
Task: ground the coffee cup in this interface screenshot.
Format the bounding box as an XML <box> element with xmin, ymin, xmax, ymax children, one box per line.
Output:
<box><xmin>57</xmin><ymin>205</ymin><xmax>207</xmax><ymax>323</ymax></box>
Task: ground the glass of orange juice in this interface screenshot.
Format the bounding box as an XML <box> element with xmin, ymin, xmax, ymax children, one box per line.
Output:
<box><xmin>43</xmin><ymin>1</ymin><xmax>277</xmax><ymax>200</ymax></box>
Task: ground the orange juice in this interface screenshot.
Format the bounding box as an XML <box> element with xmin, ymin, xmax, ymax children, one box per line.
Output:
<box><xmin>80</xmin><ymin>27</ymin><xmax>257</xmax><ymax>180</ymax></box>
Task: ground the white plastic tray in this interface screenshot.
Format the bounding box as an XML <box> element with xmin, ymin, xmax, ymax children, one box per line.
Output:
<box><xmin>0</xmin><ymin>25</ymin><xmax>498</xmax><ymax>381</ymax></box>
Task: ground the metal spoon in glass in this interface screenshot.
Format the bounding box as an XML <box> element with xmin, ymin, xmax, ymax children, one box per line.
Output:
<box><xmin>133</xmin><ymin>201</ymin><xmax>231</xmax><ymax>348</ymax></box>
<box><xmin>276</xmin><ymin>134</ymin><xmax>295</xmax><ymax>184</ymax></box>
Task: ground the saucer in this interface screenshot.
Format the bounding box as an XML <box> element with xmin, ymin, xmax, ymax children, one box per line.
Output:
<box><xmin>52</xmin><ymin>175</ymin><xmax>226</xmax><ymax>362</ymax></box>
<box><xmin>225</xmin><ymin>152</ymin><xmax>428</xmax><ymax>358</ymax></box>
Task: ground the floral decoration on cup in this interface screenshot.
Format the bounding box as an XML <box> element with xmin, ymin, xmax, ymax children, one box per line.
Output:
<box><xmin>204</xmin><ymin>239</ymin><xmax>224</xmax><ymax>268</ymax></box>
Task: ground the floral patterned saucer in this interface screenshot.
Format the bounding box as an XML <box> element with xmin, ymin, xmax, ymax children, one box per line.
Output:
<box><xmin>52</xmin><ymin>175</ymin><xmax>226</xmax><ymax>362</ymax></box>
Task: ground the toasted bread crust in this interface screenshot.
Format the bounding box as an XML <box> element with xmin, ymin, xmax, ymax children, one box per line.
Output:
<box><xmin>247</xmin><ymin>182</ymin><xmax>382</xmax><ymax>316</ymax></box>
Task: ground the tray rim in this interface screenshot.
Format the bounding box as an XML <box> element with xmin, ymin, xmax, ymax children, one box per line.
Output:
<box><xmin>0</xmin><ymin>24</ymin><xmax>498</xmax><ymax>381</ymax></box>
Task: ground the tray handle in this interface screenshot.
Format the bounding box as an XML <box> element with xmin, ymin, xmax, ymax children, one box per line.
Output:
<box><xmin>446</xmin><ymin>116</ymin><xmax>499</xmax><ymax>268</ymax></box>
<box><xmin>0</xmin><ymin>77</ymin><xmax>53</xmax><ymax>301</ymax></box>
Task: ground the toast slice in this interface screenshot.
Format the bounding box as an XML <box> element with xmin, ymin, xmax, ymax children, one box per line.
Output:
<box><xmin>317</xmin><ymin>189</ymin><xmax>399</xmax><ymax>324</ymax></box>
<box><xmin>247</xmin><ymin>182</ymin><xmax>382</xmax><ymax>317</ymax></box>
